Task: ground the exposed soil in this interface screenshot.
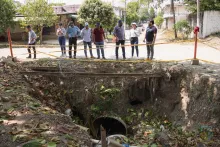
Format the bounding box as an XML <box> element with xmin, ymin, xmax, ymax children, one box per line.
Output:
<box><xmin>0</xmin><ymin>57</ymin><xmax>91</xmax><ymax>147</ymax></box>
<box><xmin>1</xmin><ymin>57</ymin><xmax>220</xmax><ymax>146</ymax></box>
<box><xmin>21</xmin><ymin>58</ymin><xmax>220</xmax><ymax>146</ymax></box>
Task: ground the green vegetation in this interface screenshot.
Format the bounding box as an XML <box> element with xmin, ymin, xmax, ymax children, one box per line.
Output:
<box><xmin>185</xmin><ymin>0</ymin><xmax>220</xmax><ymax>13</ymax></box>
<box><xmin>126</xmin><ymin>1</ymin><xmax>140</xmax><ymax>25</ymax></box>
<box><xmin>174</xmin><ymin>20</ymin><xmax>192</xmax><ymax>39</ymax></box>
<box><xmin>154</xmin><ymin>13</ymin><xmax>164</xmax><ymax>29</ymax></box>
<box><xmin>149</xmin><ymin>7</ymin><xmax>156</xmax><ymax>19</ymax></box>
<box><xmin>91</xmin><ymin>86</ymin><xmax>120</xmax><ymax>117</ymax></box>
<box><xmin>78</xmin><ymin>0</ymin><xmax>115</xmax><ymax>29</ymax></box>
<box><xmin>19</xmin><ymin>0</ymin><xmax>58</xmax><ymax>44</ymax></box>
<box><xmin>0</xmin><ymin>0</ymin><xmax>16</xmax><ymax>34</ymax></box>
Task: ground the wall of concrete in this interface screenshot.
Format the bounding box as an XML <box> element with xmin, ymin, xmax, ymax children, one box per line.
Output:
<box><xmin>202</xmin><ymin>11</ymin><xmax>220</xmax><ymax>38</ymax></box>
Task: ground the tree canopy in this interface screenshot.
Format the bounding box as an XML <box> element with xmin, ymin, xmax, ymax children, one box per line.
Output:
<box><xmin>126</xmin><ymin>1</ymin><xmax>140</xmax><ymax>25</ymax></box>
<box><xmin>185</xmin><ymin>0</ymin><xmax>220</xmax><ymax>13</ymax></box>
<box><xmin>0</xmin><ymin>0</ymin><xmax>16</xmax><ymax>34</ymax></box>
<box><xmin>78</xmin><ymin>0</ymin><xmax>115</xmax><ymax>29</ymax></box>
<box><xmin>19</xmin><ymin>0</ymin><xmax>58</xmax><ymax>43</ymax></box>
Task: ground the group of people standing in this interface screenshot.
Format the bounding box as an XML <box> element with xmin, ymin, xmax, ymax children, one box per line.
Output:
<box><xmin>57</xmin><ymin>21</ymin><xmax>106</xmax><ymax>59</ymax></box>
<box><xmin>113</xmin><ymin>20</ymin><xmax>157</xmax><ymax>60</ymax></box>
<box><xmin>26</xmin><ymin>19</ymin><xmax>157</xmax><ymax>60</ymax></box>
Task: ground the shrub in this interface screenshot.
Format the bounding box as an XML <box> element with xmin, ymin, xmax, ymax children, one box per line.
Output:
<box><xmin>174</xmin><ymin>20</ymin><xmax>192</xmax><ymax>39</ymax></box>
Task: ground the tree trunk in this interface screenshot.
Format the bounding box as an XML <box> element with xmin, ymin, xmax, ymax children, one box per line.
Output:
<box><xmin>171</xmin><ymin>0</ymin><xmax>177</xmax><ymax>39</ymax></box>
<box><xmin>40</xmin><ymin>26</ymin><xmax>44</xmax><ymax>44</ymax></box>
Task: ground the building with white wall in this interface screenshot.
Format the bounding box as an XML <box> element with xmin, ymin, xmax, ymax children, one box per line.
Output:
<box><xmin>161</xmin><ymin>0</ymin><xmax>190</xmax><ymax>29</ymax></box>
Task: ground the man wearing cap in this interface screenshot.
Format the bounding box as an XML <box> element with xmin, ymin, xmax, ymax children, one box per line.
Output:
<box><xmin>113</xmin><ymin>20</ymin><xmax>126</xmax><ymax>60</ymax></box>
<box><xmin>93</xmin><ymin>22</ymin><xmax>106</xmax><ymax>59</ymax></box>
<box><xmin>67</xmin><ymin>21</ymin><xmax>80</xmax><ymax>59</ymax></box>
<box><xmin>130</xmin><ymin>22</ymin><xmax>140</xmax><ymax>58</ymax></box>
<box><xmin>26</xmin><ymin>25</ymin><xmax>37</xmax><ymax>59</ymax></box>
<box><xmin>81</xmin><ymin>22</ymin><xmax>94</xmax><ymax>59</ymax></box>
<box><xmin>143</xmin><ymin>20</ymin><xmax>157</xmax><ymax>60</ymax></box>
<box><xmin>56</xmin><ymin>22</ymin><xmax>66</xmax><ymax>57</ymax></box>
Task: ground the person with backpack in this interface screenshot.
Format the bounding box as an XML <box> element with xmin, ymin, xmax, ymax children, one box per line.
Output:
<box><xmin>81</xmin><ymin>22</ymin><xmax>94</xmax><ymax>59</ymax></box>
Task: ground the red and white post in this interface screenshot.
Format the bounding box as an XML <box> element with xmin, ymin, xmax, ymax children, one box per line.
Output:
<box><xmin>7</xmin><ymin>28</ymin><xmax>14</xmax><ymax>59</ymax></box>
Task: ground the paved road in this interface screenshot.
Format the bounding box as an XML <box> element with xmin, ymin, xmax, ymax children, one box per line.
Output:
<box><xmin>1</xmin><ymin>30</ymin><xmax>220</xmax><ymax>63</ymax></box>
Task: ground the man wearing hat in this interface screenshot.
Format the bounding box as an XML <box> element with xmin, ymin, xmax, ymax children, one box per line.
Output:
<box><xmin>56</xmin><ymin>22</ymin><xmax>66</xmax><ymax>57</ymax></box>
<box><xmin>67</xmin><ymin>21</ymin><xmax>80</xmax><ymax>59</ymax></box>
<box><xmin>93</xmin><ymin>22</ymin><xmax>106</xmax><ymax>59</ymax></box>
<box><xmin>113</xmin><ymin>20</ymin><xmax>126</xmax><ymax>60</ymax></box>
<box><xmin>81</xmin><ymin>22</ymin><xmax>94</xmax><ymax>58</ymax></box>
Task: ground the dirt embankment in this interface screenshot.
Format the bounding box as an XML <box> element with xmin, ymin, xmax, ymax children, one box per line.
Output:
<box><xmin>1</xmin><ymin>57</ymin><xmax>220</xmax><ymax>146</ymax></box>
<box><xmin>0</xmin><ymin>57</ymin><xmax>91</xmax><ymax>147</ymax></box>
<box><xmin>21</xmin><ymin>59</ymin><xmax>220</xmax><ymax>146</ymax></box>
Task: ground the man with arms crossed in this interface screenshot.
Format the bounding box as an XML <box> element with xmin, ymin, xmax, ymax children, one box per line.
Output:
<box><xmin>67</xmin><ymin>21</ymin><xmax>80</xmax><ymax>59</ymax></box>
<box><xmin>81</xmin><ymin>22</ymin><xmax>94</xmax><ymax>59</ymax></box>
<box><xmin>113</xmin><ymin>20</ymin><xmax>126</xmax><ymax>60</ymax></box>
<box><xmin>93</xmin><ymin>23</ymin><xmax>106</xmax><ymax>59</ymax></box>
<box><xmin>143</xmin><ymin>20</ymin><xmax>157</xmax><ymax>60</ymax></box>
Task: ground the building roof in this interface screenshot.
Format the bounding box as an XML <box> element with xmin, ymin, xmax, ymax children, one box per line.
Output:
<box><xmin>53</xmin><ymin>5</ymin><xmax>80</xmax><ymax>15</ymax></box>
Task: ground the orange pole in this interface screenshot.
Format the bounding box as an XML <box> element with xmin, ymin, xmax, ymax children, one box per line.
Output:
<box><xmin>194</xmin><ymin>30</ymin><xmax>198</xmax><ymax>59</ymax></box>
<box><xmin>7</xmin><ymin>28</ymin><xmax>13</xmax><ymax>58</ymax></box>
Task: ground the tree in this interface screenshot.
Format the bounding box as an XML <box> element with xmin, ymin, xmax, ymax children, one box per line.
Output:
<box><xmin>0</xmin><ymin>0</ymin><xmax>16</xmax><ymax>35</ymax></box>
<box><xmin>19</xmin><ymin>0</ymin><xmax>58</xmax><ymax>44</ymax></box>
<box><xmin>107</xmin><ymin>15</ymin><xmax>120</xmax><ymax>35</ymax></box>
<box><xmin>78</xmin><ymin>0</ymin><xmax>115</xmax><ymax>29</ymax></box>
<box><xmin>149</xmin><ymin>7</ymin><xmax>155</xmax><ymax>19</ymax></box>
<box><xmin>174</xmin><ymin>20</ymin><xmax>192</xmax><ymax>39</ymax></box>
<box><xmin>154</xmin><ymin>13</ymin><xmax>164</xmax><ymax>29</ymax></box>
<box><xmin>126</xmin><ymin>1</ymin><xmax>139</xmax><ymax>25</ymax></box>
<box><xmin>171</xmin><ymin>0</ymin><xmax>177</xmax><ymax>39</ymax></box>
<box><xmin>185</xmin><ymin>0</ymin><xmax>220</xmax><ymax>13</ymax></box>
<box><xmin>140</xmin><ymin>7</ymin><xmax>149</xmax><ymax>21</ymax></box>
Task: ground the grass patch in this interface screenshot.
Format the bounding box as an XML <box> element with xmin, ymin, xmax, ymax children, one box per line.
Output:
<box><xmin>107</xmin><ymin>34</ymin><xmax>114</xmax><ymax>39</ymax></box>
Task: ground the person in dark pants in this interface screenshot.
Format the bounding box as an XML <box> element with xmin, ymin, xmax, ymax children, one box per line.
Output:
<box><xmin>26</xmin><ymin>25</ymin><xmax>37</xmax><ymax>59</ymax></box>
<box><xmin>130</xmin><ymin>22</ymin><xmax>140</xmax><ymax>58</ymax></box>
<box><xmin>93</xmin><ymin>23</ymin><xmax>106</xmax><ymax>59</ymax></box>
<box><xmin>143</xmin><ymin>20</ymin><xmax>157</xmax><ymax>60</ymax></box>
<box><xmin>67</xmin><ymin>21</ymin><xmax>80</xmax><ymax>59</ymax></box>
<box><xmin>113</xmin><ymin>20</ymin><xmax>126</xmax><ymax>60</ymax></box>
<box><xmin>56</xmin><ymin>23</ymin><xmax>66</xmax><ymax>57</ymax></box>
<box><xmin>81</xmin><ymin>22</ymin><xmax>94</xmax><ymax>58</ymax></box>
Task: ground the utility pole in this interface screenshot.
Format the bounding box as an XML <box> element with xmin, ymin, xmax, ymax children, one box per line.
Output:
<box><xmin>138</xmin><ymin>0</ymin><xmax>141</xmax><ymax>23</ymax></box>
<box><xmin>171</xmin><ymin>0</ymin><xmax>177</xmax><ymax>39</ymax></box>
<box><xmin>197</xmin><ymin>0</ymin><xmax>200</xmax><ymax>27</ymax></box>
<box><xmin>124</xmin><ymin>0</ymin><xmax>127</xmax><ymax>30</ymax></box>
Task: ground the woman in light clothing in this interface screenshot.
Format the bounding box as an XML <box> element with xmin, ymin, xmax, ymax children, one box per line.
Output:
<box><xmin>130</xmin><ymin>22</ymin><xmax>140</xmax><ymax>57</ymax></box>
<box><xmin>56</xmin><ymin>23</ymin><xmax>66</xmax><ymax>57</ymax></box>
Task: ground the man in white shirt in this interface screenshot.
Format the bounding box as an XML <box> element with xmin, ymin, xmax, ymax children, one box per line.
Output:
<box><xmin>81</xmin><ymin>22</ymin><xmax>94</xmax><ymax>58</ymax></box>
<box><xmin>26</xmin><ymin>25</ymin><xmax>37</xmax><ymax>59</ymax></box>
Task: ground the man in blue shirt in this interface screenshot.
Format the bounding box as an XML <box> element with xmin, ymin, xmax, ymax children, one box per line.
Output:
<box><xmin>67</xmin><ymin>21</ymin><xmax>80</xmax><ymax>59</ymax></box>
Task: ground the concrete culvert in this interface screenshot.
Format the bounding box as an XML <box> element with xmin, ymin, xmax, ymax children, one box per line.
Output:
<box><xmin>93</xmin><ymin>116</ymin><xmax>127</xmax><ymax>139</ymax></box>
